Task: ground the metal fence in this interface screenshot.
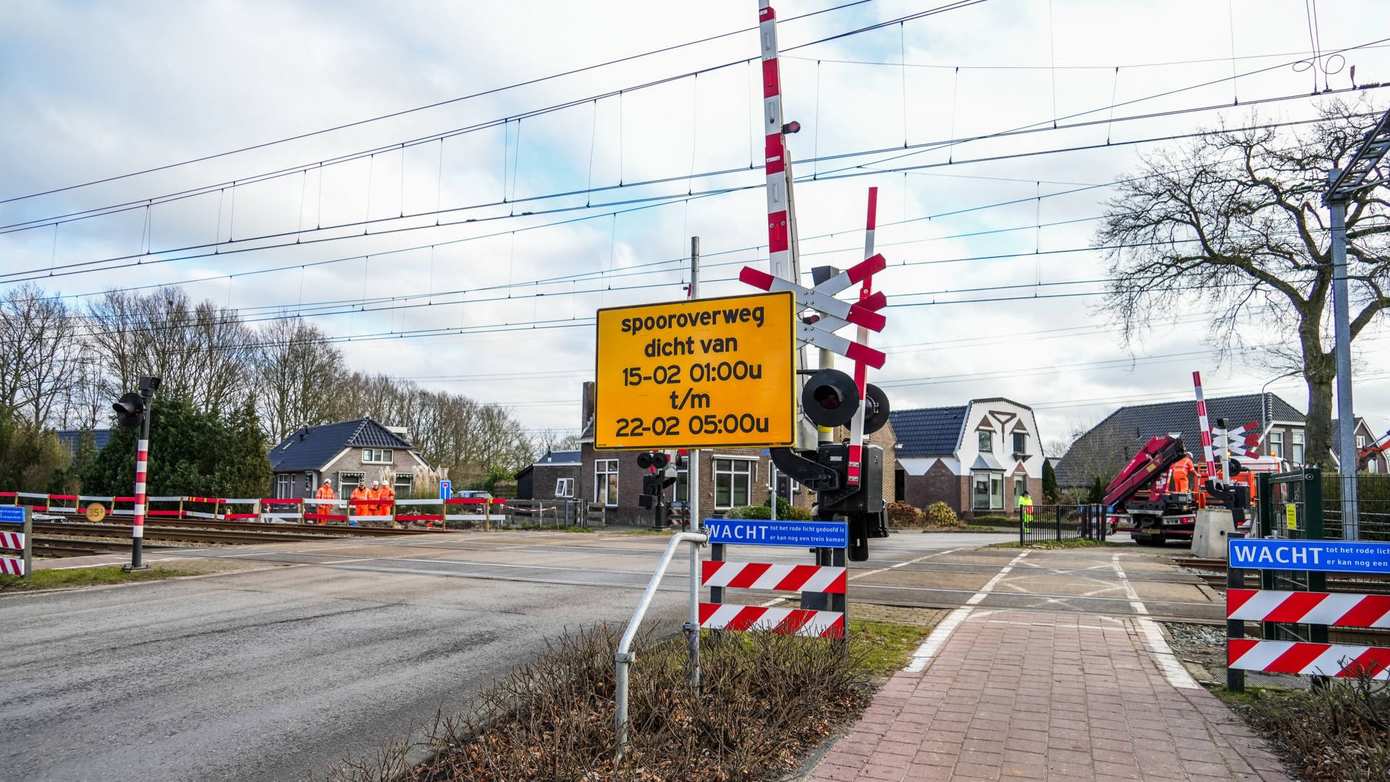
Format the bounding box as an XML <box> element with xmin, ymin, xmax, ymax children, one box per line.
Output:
<box><xmin>1254</xmin><ymin>468</ymin><xmax>1327</xmax><ymax>644</ymax></box>
<box><xmin>1322</xmin><ymin>473</ymin><xmax>1390</xmax><ymax>541</ymax></box>
<box><xmin>1019</xmin><ymin>504</ymin><xmax>1106</xmax><ymax>545</ymax></box>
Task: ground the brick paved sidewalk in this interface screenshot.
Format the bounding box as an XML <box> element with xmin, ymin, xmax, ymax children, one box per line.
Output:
<box><xmin>805</xmin><ymin>609</ymin><xmax>1291</xmax><ymax>782</ymax></box>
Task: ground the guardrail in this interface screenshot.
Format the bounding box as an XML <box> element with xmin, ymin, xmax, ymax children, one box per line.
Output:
<box><xmin>614</xmin><ymin>530</ymin><xmax>706</xmax><ymax>761</ymax></box>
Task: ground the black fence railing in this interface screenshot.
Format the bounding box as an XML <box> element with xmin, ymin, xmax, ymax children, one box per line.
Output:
<box><xmin>1322</xmin><ymin>473</ymin><xmax>1390</xmax><ymax>541</ymax></box>
<box><xmin>1019</xmin><ymin>504</ymin><xmax>1106</xmax><ymax>545</ymax></box>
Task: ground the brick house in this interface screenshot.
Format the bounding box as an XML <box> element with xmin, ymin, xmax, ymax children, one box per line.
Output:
<box><xmin>574</xmin><ymin>382</ymin><xmax>893</xmax><ymax>524</ymax></box>
<box><xmin>1334</xmin><ymin>417</ymin><xmax>1389</xmax><ymax>474</ymax></box>
<box><xmin>515</xmin><ymin>450</ymin><xmax>581</xmax><ymax>500</ymax></box>
<box><xmin>268</xmin><ymin>418</ymin><xmax>431</xmax><ymax>500</ymax></box>
<box><xmin>1055</xmin><ymin>392</ymin><xmax>1306</xmax><ymax>490</ymax></box>
<box><xmin>889</xmin><ymin>398</ymin><xmax>1045</xmax><ymax>518</ymax></box>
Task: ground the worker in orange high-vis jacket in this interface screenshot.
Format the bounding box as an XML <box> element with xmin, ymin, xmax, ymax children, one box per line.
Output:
<box><xmin>380</xmin><ymin>481</ymin><xmax>398</xmax><ymax>527</ymax></box>
<box><xmin>313</xmin><ymin>479</ymin><xmax>337</xmax><ymax>525</ymax></box>
<box><xmin>366</xmin><ymin>480</ymin><xmax>383</xmax><ymax>520</ymax></box>
<box><xmin>349</xmin><ymin>482</ymin><xmax>369</xmax><ymax>526</ymax></box>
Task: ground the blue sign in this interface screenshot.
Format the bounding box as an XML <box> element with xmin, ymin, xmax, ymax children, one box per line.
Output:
<box><xmin>0</xmin><ymin>505</ymin><xmax>24</xmax><ymax>524</ymax></box>
<box><xmin>705</xmin><ymin>518</ymin><xmax>847</xmax><ymax>549</ymax></box>
<box><xmin>1229</xmin><ymin>538</ymin><xmax>1390</xmax><ymax>575</ymax></box>
<box><xmin>439</xmin><ymin>480</ymin><xmax>452</xmax><ymax>501</ymax></box>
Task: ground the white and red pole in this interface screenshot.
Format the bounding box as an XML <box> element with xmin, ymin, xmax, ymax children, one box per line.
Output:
<box><xmin>1192</xmin><ymin>371</ymin><xmax>1219</xmax><ymax>485</ymax></box>
<box><xmin>129</xmin><ymin>409</ymin><xmax>151</xmax><ymax>570</ymax></box>
<box><xmin>846</xmin><ymin>187</ymin><xmax>879</xmax><ymax>488</ymax></box>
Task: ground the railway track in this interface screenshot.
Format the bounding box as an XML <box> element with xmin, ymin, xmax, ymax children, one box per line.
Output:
<box><xmin>1171</xmin><ymin>555</ymin><xmax>1390</xmax><ymax>595</ymax></box>
<box><xmin>32</xmin><ymin>538</ymin><xmax>171</xmax><ymax>557</ymax></box>
<box><xmin>35</xmin><ymin>521</ymin><xmax>358</xmax><ymax>546</ymax></box>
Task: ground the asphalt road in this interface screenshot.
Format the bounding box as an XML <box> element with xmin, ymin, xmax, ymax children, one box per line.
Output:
<box><xmin>1</xmin><ymin>528</ymin><xmax>1222</xmax><ymax>781</ymax></box>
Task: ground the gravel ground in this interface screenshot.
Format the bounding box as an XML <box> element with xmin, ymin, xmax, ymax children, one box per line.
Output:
<box><xmin>1163</xmin><ymin>621</ymin><xmax>1310</xmax><ymax>690</ymax></box>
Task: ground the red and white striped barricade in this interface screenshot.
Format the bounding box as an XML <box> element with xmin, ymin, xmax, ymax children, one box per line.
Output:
<box><xmin>146</xmin><ymin>496</ymin><xmax>185</xmax><ymax>521</ymax></box>
<box><xmin>303</xmin><ymin>498</ymin><xmax>348</xmax><ymax>525</ymax></box>
<box><xmin>394</xmin><ymin>498</ymin><xmax>445</xmax><ymax>527</ymax></box>
<box><xmin>1226</xmin><ymin>538</ymin><xmax>1390</xmax><ymax>687</ymax></box>
<box><xmin>701</xmin><ymin>519</ymin><xmax>850</xmax><ymax>639</ymax></box>
<box><xmin>346</xmin><ymin>496</ymin><xmax>393</xmax><ymax>525</ymax></box>
<box><xmin>183</xmin><ymin>496</ymin><xmax>224</xmax><ymax>520</ymax></box>
<box><xmin>47</xmin><ymin>493</ymin><xmax>81</xmax><ymax>517</ymax></box>
<box><xmin>259</xmin><ymin>497</ymin><xmax>304</xmax><ymax>523</ymax></box>
<box><xmin>0</xmin><ymin>504</ymin><xmax>31</xmax><ymax>578</ymax></box>
<box><xmin>444</xmin><ymin>497</ymin><xmax>506</xmax><ymax>526</ymax></box>
<box><xmin>14</xmin><ymin>491</ymin><xmax>51</xmax><ymax>518</ymax></box>
<box><xmin>107</xmin><ymin>496</ymin><xmax>138</xmax><ymax>519</ymax></box>
<box><xmin>219</xmin><ymin>498</ymin><xmax>260</xmax><ymax>521</ymax></box>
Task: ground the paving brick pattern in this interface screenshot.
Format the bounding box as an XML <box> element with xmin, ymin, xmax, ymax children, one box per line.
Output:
<box><xmin>806</xmin><ymin>609</ymin><xmax>1292</xmax><ymax>782</ymax></box>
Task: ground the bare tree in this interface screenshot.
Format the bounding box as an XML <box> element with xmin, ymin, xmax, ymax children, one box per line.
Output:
<box><xmin>1098</xmin><ymin>100</ymin><xmax>1390</xmax><ymax>468</ymax></box>
<box><xmin>0</xmin><ymin>285</ymin><xmax>82</xmax><ymax>427</ymax></box>
<box><xmin>86</xmin><ymin>287</ymin><xmax>256</xmax><ymax>414</ymax></box>
<box><xmin>254</xmin><ymin>318</ymin><xmax>344</xmax><ymax>441</ymax></box>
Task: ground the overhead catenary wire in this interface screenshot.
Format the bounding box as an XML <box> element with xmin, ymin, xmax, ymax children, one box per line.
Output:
<box><xmin>0</xmin><ymin>0</ymin><xmax>881</xmax><ymax>205</ymax></box>
<box><xmin>5</xmin><ymin>99</ymin><xmax>1383</xmax><ymax>287</ymax></box>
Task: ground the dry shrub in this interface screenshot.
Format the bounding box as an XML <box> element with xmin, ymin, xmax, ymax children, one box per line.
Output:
<box><xmin>1237</xmin><ymin>674</ymin><xmax>1390</xmax><ymax>782</ymax></box>
<box><xmin>410</xmin><ymin>625</ymin><xmax>871</xmax><ymax>782</ymax></box>
<box><xmin>924</xmin><ymin>501</ymin><xmax>960</xmax><ymax>528</ymax></box>
<box><xmin>884</xmin><ymin>501</ymin><xmax>923</xmax><ymax>527</ymax></box>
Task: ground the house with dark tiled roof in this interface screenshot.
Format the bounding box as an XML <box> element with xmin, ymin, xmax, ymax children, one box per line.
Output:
<box><xmin>515</xmin><ymin>449</ymin><xmax>582</xmax><ymax>500</ymax></box>
<box><xmin>1054</xmin><ymin>392</ymin><xmax>1306</xmax><ymax>489</ymax></box>
<box><xmin>889</xmin><ymin>398</ymin><xmax>1045</xmax><ymax>518</ymax></box>
<box><xmin>1334</xmin><ymin>417</ymin><xmax>1389</xmax><ymax>474</ymax></box>
<box><xmin>268</xmin><ymin>418</ymin><xmax>430</xmax><ymax>500</ymax></box>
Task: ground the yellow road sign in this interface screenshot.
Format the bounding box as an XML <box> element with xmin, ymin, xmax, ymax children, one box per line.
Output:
<box><xmin>85</xmin><ymin>502</ymin><xmax>107</xmax><ymax>522</ymax></box>
<box><xmin>595</xmin><ymin>291</ymin><xmax>795</xmax><ymax>449</ymax></box>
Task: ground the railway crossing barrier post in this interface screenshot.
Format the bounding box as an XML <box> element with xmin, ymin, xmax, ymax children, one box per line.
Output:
<box><xmin>0</xmin><ymin>504</ymin><xmax>31</xmax><ymax>579</ymax></box>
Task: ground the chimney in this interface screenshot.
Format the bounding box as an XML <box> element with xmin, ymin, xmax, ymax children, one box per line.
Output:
<box><xmin>581</xmin><ymin>381</ymin><xmax>596</xmax><ymax>434</ymax></box>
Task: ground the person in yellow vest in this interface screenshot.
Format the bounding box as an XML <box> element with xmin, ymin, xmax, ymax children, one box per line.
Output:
<box><xmin>380</xmin><ymin>481</ymin><xmax>397</xmax><ymax>527</ymax></box>
<box><xmin>313</xmin><ymin>479</ymin><xmax>337</xmax><ymax>525</ymax></box>
<box><xmin>366</xmin><ymin>480</ymin><xmax>383</xmax><ymax>520</ymax></box>
<box><xmin>349</xmin><ymin>482</ymin><xmax>369</xmax><ymax>527</ymax></box>
<box><xmin>1017</xmin><ymin>488</ymin><xmax>1034</xmax><ymax>533</ymax></box>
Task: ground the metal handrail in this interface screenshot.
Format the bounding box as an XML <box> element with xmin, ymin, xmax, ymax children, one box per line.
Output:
<box><xmin>614</xmin><ymin>530</ymin><xmax>706</xmax><ymax>761</ymax></box>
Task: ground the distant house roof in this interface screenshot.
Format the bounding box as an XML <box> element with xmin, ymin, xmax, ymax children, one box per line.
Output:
<box><xmin>55</xmin><ymin>429</ymin><xmax>113</xmax><ymax>456</ymax></box>
<box><xmin>516</xmin><ymin>449</ymin><xmax>582</xmax><ymax>480</ymax></box>
<box><xmin>1055</xmin><ymin>392</ymin><xmax>1305</xmax><ymax>487</ymax></box>
<box><xmin>269</xmin><ymin>419</ymin><xmax>415</xmax><ymax>473</ymax></box>
<box><xmin>889</xmin><ymin>406</ymin><xmax>968</xmax><ymax>455</ymax></box>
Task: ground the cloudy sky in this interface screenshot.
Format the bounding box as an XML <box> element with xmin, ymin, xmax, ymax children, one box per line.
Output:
<box><xmin>2</xmin><ymin>0</ymin><xmax>1388</xmax><ymax>451</ymax></box>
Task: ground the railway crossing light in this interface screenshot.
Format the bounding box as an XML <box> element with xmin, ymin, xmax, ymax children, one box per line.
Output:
<box><xmin>114</xmin><ymin>375</ymin><xmax>160</xmax><ymax>572</ymax></box>
<box><xmin>112</xmin><ymin>392</ymin><xmax>145</xmax><ymax>428</ymax></box>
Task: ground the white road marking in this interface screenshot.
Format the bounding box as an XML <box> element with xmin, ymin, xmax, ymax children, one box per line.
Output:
<box><xmin>904</xmin><ymin>550</ymin><xmax>1030</xmax><ymax>672</ymax></box>
<box><xmin>1110</xmin><ymin>553</ymin><xmax>1200</xmax><ymax>690</ymax></box>
<box><xmin>759</xmin><ymin>547</ymin><xmax>964</xmax><ymax>608</ymax></box>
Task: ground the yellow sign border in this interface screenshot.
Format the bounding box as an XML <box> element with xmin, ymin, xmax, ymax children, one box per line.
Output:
<box><xmin>593</xmin><ymin>290</ymin><xmax>796</xmax><ymax>451</ymax></box>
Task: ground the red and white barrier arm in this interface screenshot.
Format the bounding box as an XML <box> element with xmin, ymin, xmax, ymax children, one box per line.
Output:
<box><xmin>1192</xmin><ymin>371</ymin><xmax>1218</xmax><ymax>480</ymax></box>
<box><xmin>15</xmin><ymin>491</ymin><xmax>49</xmax><ymax>512</ymax></box>
<box><xmin>846</xmin><ymin>187</ymin><xmax>880</xmax><ymax>488</ymax></box>
<box><xmin>218</xmin><ymin>498</ymin><xmax>260</xmax><ymax>520</ymax></box>
<box><xmin>345</xmin><ymin>498</ymin><xmax>394</xmax><ymax>523</ymax></box>
<box><xmin>259</xmin><ymin>497</ymin><xmax>303</xmax><ymax>522</ymax></box>
<box><xmin>1228</xmin><ymin>638</ymin><xmax>1390</xmax><ymax>679</ymax></box>
<box><xmin>701</xmin><ymin>561</ymin><xmax>846</xmax><ymax>593</ymax></box>
<box><xmin>302</xmin><ymin>499</ymin><xmax>349</xmax><ymax>523</ymax></box>
<box><xmin>393</xmin><ymin>498</ymin><xmax>445</xmax><ymax>523</ymax></box>
<box><xmin>1227</xmin><ymin>588</ymin><xmax>1390</xmax><ymax>628</ymax></box>
<box><xmin>146</xmin><ymin>496</ymin><xmax>185</xmax><ymax>518</ymax></box>
<box><xmin>699</xmin><ymin>602</ymin><xmax>844</xmax><ymax>638</ymax></box>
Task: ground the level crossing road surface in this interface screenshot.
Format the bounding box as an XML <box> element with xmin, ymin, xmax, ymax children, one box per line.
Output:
<box><xmin>0</xmin><ymin>528</ymin><xmax>1219</xmax><ymax>781</ymax></box>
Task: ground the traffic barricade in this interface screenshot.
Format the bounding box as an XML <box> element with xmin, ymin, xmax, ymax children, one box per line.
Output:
<box><xmin>183</xmin><ymin>496</ymin><xmax>224</xmax><ymax>520</ymax></box>
<box><xmin>347</xmin><ymin>496</ymin><xmax>393</xmax><ymax>525</ymax></box>
<box><xmin>0</xmin><ymin>504</ymin><xmax>32</xmax><ymax>578</ymax></box>
<box><xmin>146</xmin><ymin>496</ymin><xmax>184</xmax><ymax>520</ymax></box>
<box><xmin>303</xmin><ymin>498</ymin><xmax>348</xmax><ymax>525</ymax></box>
<box><xmin>259</xmin><ymin>497</ymin><xmax>303</xmax><ymax>523</ymax></box>
<box><xmin>394</xmin><ymin>498</ymin><xmax>445</xmax><ymax>527</ymax></box>
<box><xmin>444</xmin><ymin>497</ymin><xmax>506</xmax><ymax>527</ymax></box>
<box><xmin>219</xmin><ymin>498</ymin><xmax>260</xmax><ymax>521</ymax></box>
<box><xmin>47</xmin><ymin>493</ymin><xmax>81</xmax><ymax>516</ymax></box>
<box><xmin>14</xmin><ymin>491</ymin><xmax>51</xmax><ymax>517</ymax></box>
<box><xmin>1226</xmin><ymin>536</ymin><xmax>1390</xmax><ymax>690</ymax></box>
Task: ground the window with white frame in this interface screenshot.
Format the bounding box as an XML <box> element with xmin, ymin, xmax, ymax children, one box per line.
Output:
<box><xmin>1268</xmin><ymin>431</ymin><xmax>1284</xmax><ymax>458</ymax></box>
<box><xmin>972</xmin><ymin>471</ymin><xmax>1003</xmax><ymax>510</ymax></box>
<box><xmin>714</xmin><ymin>458</ymin><xmax>755</xmax><ymax>509</ymax></box>
<box><xmin>394</xmin><ymin>472</ymin><xmax>413</xmax><ymax>495</ymax></box>
<box><xmin>1357</xmin><ymin>435</ymin><xmax>1368</xmax><ymax>449</ymax></box>
<box><xmin>338</xmin><ymin>471</ymin><xmax>364</xmax><ymax>496</ymax></box>
<box><xmin>978</xmin><ymin>429</ymin><xmax>994</xmax><ymax>453</ymax></box>
<box><xmin>1369</xmin><ymin>458</ymin><xmax>1380</xmax><ymax>474</ymax></box>
<box><xmin>362</xmin><ymin>448</ymin><xmax>393</xmax><ymax>464</ymax></box>
<box><xmin>275</xmin><ymin>474</ymin><xmax>292</xmax><ymax>498</ymax></box>
<box><xmin>554</xmin><ymin>477</ymin><xmax>574</xmax><ymax>498</ymax></box>
<box><xmin>1292</xmin><ymin>430</ymin><xmax>1305</xmax><ymax>464</ymax></box>
<box><xmin>594</xmin><ymin>459</ymin><xmax>619</xmax><ymax>506</ymax></box>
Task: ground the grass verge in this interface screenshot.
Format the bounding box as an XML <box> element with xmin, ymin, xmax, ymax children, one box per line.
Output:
<box><xmin>1212</xmin><ymin>678</ymin><xmax>1389</xmax><ymax>781</ymax></box>
<box><xmin>0</xmin><ymin>565</ymin><xmax>196</xmax><ymax>592</ymax></box>
<box><xmin>330</xmin><ymin>619</ymin><xmax>926</xmax><ymax>782</ymax></box>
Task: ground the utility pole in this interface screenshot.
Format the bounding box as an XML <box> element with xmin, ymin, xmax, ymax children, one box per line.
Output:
<box><xmin>688</xmin><ymin>235</ymin><xmax>701</xmax><ymax>536</ymax></box>
<box><xmin>1327</xmin><ymin>177</ymin><xmax>1359</xmax><ymax>538</ymax></box>
<box><xmin>1322</xmin><ymin>107</ymin><xmax>1390</xmax><ymax>539</ymax></box>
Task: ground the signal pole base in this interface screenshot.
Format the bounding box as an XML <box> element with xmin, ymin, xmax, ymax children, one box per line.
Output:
<box><xmin>121</xmin><ymin>564</ymin><xmax>151</xmax><ymax>572</ymax></box>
